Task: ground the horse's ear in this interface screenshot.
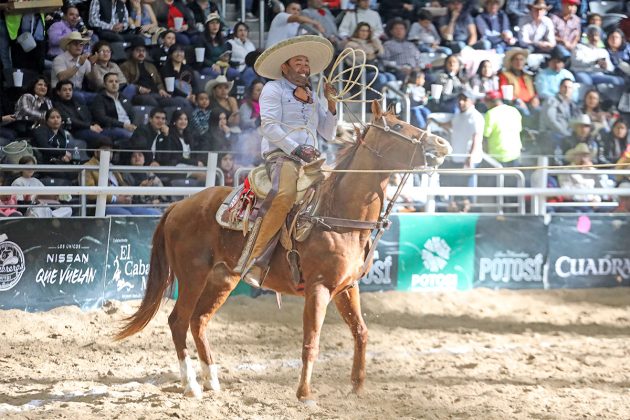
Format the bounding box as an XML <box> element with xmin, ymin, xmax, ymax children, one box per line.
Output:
<box><xmin>371</xmin><ymin>100</ymin><xmax>383</xmax><ymax>119</ymax></box>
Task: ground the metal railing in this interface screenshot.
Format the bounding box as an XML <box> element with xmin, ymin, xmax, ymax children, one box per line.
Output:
<box><xmin>381</xmin><ymin>84</ymin><xmax>411</xmax><ymax>124</ymax></box>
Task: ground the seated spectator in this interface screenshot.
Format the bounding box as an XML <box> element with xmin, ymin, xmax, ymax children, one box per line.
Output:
<box><xmin>404</xmin><ymin>71</ymin><xmax>430</xmax><ymax>129</ymax></box>
<box><xmin>439</xmin><ymin>0</ymin><xmax>485</xmax><ymax>53</ymax></box>
<box><xmin>382</xmin><ymin>18</ymin><xmax>423</xmax><ymax>80</ymax></box>
<box><xmin>605</xmin><ymin>29</ymin><xmax>630</xmax><ymax>81</ymax></box>
<box><xmin>84</xmin><ymin>138</ymin><xmax>161</xmax><ymax>215</ymax></box>
<box><xmin>506</xmin><ymin>0</ymin><xmax>531</xmax><ymax>27</ymax></box>
<box><xmin>48</xmin><ymin>5</ymin><xmax>93</xmax><ymax>59</ymax></box>
<box><xmin>159</xmin><ymin>44</ymin><xmax>197</xmax><ymax>109</ymax></box>
<box><xmin>88</xmin><ymin>41</ymin><xmax>128</xmax><ymax>91</ymax></box>
<box><xmin>88</xmin><ymin>0</ymin><xmax>135</xmax><ymax>42</ymax></box>
<box><xmin>163</xmin><ymin>109</ymin><xmax>203</xmax><ymax>166</ymax></box>
<box><xmin>208</xmin><ymin>110</ymin><xmax>232</xmax><ymax>151</ymax></box>
<box><xmin>550</xmin><ymin>0</ymin><xmax>581</xmax><ymax>54</ymax></box>
<box><xmin>475</xmin><ymin>0</ymin><xmax>517</xmax><ymax>53</ymax></box>
<box><xmin>483</xmin><ymin>91</ymin><xmax>523</xmax><ymax>166</ymax></box>
<box><xmin>562</xmin><ymin>114</ymin><xmax>603</xmax><ymax>163</ymax></box>
<box><xmin>338</xmin><ymin>0</ymin><xmax>384</xmax><ymax>40</ymax></box>
<box><xmin>152</xmin><ymin>0</ymin><xmax>198</xmax><ymax>46</ymax></box>
<box><xmin>120</xmin><ymin>37</ymin><xmax>189</xmax><ymax>108</ymax></box>
<box><xmin>151</xmin><ymin>30</ymin><xmax>177</xmax><ymax>67</ymax></box>
<box><xmin>582</xmin><ymin>89</ymin><xmax>610</xmax><ymax>138</ymax></box>
<box><xmin>195</xmin><ymin>13</ymin><xmax>238</xmax><ymax>79</ymax></box>
<box><xmin>601</xmin><ymin>119</ymin><xmax>628</xmax><ymax>165</ymax></box>
<box><xmin>498</xmin><ymin>49</ymin><xmax>540</xmax><ymax>115</ymax></box>
<box><xmin>0</xmin><ymin>193</ymin><xmax>22</xmax><ymax>217</ymax></box>
<box><xmin>432</xmin><ymin>54</ymin><xmax>467</xmax><ymax>112</ymax></box>
<box><xmin>188</xmin><ymin>0</ymin><xmax>220</xmax><ymax>31</ymax></box>
<box><xmin>32</xmin><ymin>108</ymin><xmax>72</xmax><ymax>166</ymax></box>
<box><xmin>206</xmin><ymin>76</ymin><xmax>240</xmax><ymax>130</ymax></box>
<box><xmin>571</xmin><ymin>25</ymin><xmax>624</xmax><ymax>87</ymax></box>
<box><xmin>227</xmin><ymin>22</ymin><xmax>256</xmax><ymax>73</ymax></box>
<box><xmin>128</xmin><ymin>0</ymin><xmax>161</xmax><ymax>45</ymax></box>
<box><xmin>128</xmin><ymin>107</ymin><xmax>169</xmax><ymax>165</ymax></box>
<box><xmin>11</xmin><ymin>155</ymin><xmax>72</xmax><ymax>217</ymax></box>
<box><xmin>408</xmin><ymin>10</ymin><xmax>451</xmax><ymax>55</ymax></box>
<box><xmin>218</xmin><ymin>153</ymin><xmax>238</xmax><ymax>187</ymax></box>
<box><xmin>124</xmin><ymin>151</ymin><xmax>169</xmax><ymax>206</ymax></box>
<box><xmin>581</xmin><ymin>13</ymin><xmax>605</xmax><ymax>47</ymax></box>
<box><xmin>345</xmin><ymin>23</ymin><xmax>396</xmax><ymax>90</ymax></box>
<box><xmin>534</xmin><ymin>46</ymin><xmax>574</xmax><ymax>100</ymax></box>
<box><xmin>471</xmin><ymin>60</ymin><xmax>499</xmax><ymax>97</ymax></box>
<box><xmin>302</xmin><ymin>0</ymin><xmax>340</xmax><ymax>46</ymax></box>
<box><xmin>90</xmin><ymin>73</ymin><xmax>137</xmax><ymax>145</ymax></box>
<box><xmin>14</xmin><ymin>77</ymin><xmax>53</xmax><ymax>133</ymax></box>
<box><xmin>539</xmin><ymin>78</ymin><xmax>580</xmax><ymax>154</ymax></box>
<box><xmin>53</xmin><ymin>81</ymin><xmax>113</xmax><ymax>149</ymax></box>
<box><xmin>265</xmin><ymin>2</ymin><xmax>323</xmax><ymax>48</ymax></box>
<box><xmin>191</xmin><ymin>91</ymin><xmax>211</xmax><ymax>140</ymax></box>
<box><xmin>52</xmin><ymin>32</ymin><xmax>96</xmax><ymax>104</ymax></box>
<box><xmin>557</xmin><ymin>142</ymin><xmax>609</xmax><ymax>209</ymax></box>
<box><xmin>519</xmin><ymin>0</ymin><xmax>556</xmax><ymax>53</ymax></box>
<box><xmin>379</xmin><ymin>0</ymin><xmax>414</xmax><ymax>24</ymax></box>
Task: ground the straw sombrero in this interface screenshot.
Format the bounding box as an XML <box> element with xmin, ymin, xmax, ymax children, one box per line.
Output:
<box><xmin>565</xmin><ymin>142</ymin><xmax>592</xmax><ymax>163</ymax></box>
<box><xmin>254</xmin><ymin>35</ymin><xmax>333</xmax><ymax>80</ymax></box>
<box><xmin>503</xmin><ymin>48</ymin><xmax>529</xmax><ymax>70</ymax></box>
<box><xmin>60</xmin><ymin>32</ymin><xmax>90</xmax><ymax>51</ymax></box>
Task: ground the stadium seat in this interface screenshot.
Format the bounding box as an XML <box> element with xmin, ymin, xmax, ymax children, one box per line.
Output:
<box><xmin>132</xmin><ymin>105</ymin><xmax>154</xmax><ymax>126</ymax></box>
<box><xmin>110</xmin><ymin>42</ymin><xmax>128</xmax><ymax>63</ymax></box>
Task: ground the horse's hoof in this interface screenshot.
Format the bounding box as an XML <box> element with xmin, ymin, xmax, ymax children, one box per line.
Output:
<box><xmin>184</xmin><ymin>382</ymin><xmax>203</xmax><ymax>399</ymax></box>
<box><xmin>203</xmin><ymin>379</ymin><xmax>221</xmax><ymax>392</ymax></box>
<box><xmin>300</xmin><ymin>399</ymin><xmax>317</xmax><ymax>408</ymax></box>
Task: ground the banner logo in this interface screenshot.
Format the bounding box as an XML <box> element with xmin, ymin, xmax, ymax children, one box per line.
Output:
<box><xmin>0</xmin><ymin>235</ymin><xmax>26</xmax><ymax>291</ymax></box>
<box><xmin>479</xmin><ymin>252</ymin><xmax>544</xmax><ymax>283</ymax></box>
<box><xmin>422</xmin><ymin>237</ymin><xmax>450</xmax><ymax>272</ymax></box>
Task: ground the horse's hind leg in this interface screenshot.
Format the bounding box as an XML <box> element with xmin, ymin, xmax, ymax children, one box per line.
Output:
<box><xmin>333</xmin><ymin>285</ymin><xmax>368</xmax><ymax>394</ymax></box>
<box><xmin>168</xmin><ymin>274</ymin><xmax>207</xmax><ymax>398</ymax></box>
<box><xmin>190</xmin><ymin>263</ymin><xmax>239</xmax><ymax>392</ymax></box>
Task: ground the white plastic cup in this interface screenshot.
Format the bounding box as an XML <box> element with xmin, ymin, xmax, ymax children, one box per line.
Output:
<box><xmin>173</xmin><ymin>17</ymin><xmax>184</xmax><ymax>31</ymax></box>
<box><xmin>195</xmin><ymin>47</ymin><xmax>205</xmax><ymax>63</ymax></box>
<box><xmin>165</xmin><ymin>77</ymin><xmax>175</xmax><ymax>92</ymax></box>
<box><xmin>501</xmin><ymin>84</ymin><xmax>514</xmax><ymax>101</ymax></box>
<box><xmin>431</xmin><ymin>84</ymin><xmax>443</xmax><ymax>101</ymax></box>
<box><xmin>12</xmin><ymin>70</ymin><xmax>23</xmax><ymax>88</ymax></box>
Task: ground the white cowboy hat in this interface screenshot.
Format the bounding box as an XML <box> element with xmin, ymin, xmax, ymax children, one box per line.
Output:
<box><xmin>204</xmin><ymin>75</ymin><xmax>234</xmax><ymax>97</ymax></box>
<box><xmin>60</xmin><ymin>32</ymin><xmax>90</xmax><ymax>51</ymax></box>
<box><xmin>565</xmin><ymin>142</ymin><xmax>592</xmax><ymax>163</ymax></box>
<box><xmin>254</xmin><ymin>35</ymin><xmax>334</xmax><ymax>80</ymax></box>
<box><xmin>503</xmin><ymin>48</ymin><xmax>529</xmax><ymax>70</ymax></box>
<box><xmin>570</xmin><ymin>114</ymin><xmax>593</xmax><ymax>127</ymax></box>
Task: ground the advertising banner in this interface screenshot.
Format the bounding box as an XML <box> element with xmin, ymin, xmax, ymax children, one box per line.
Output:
<box><xmin>548</xmin><ymin>215</ymin><xmax>630</xmax><ymax>288</ymax></box>
<box><xmin>359</xmin><ymin>215</ymin><xmax>400</xmax><ymax>292</ymax></box>
<box><xmin>396</xmin><ymin>214</ymin><xmax>478</xmax><ymax>291</ymax></box>
<box><xmin>103</xmin><ymin>217</ymin><xmax>160</xmax><ymax>301</ymax></box>
<box><xmin>474</xmin><ymin>216</ymin><xmax>547</xmax><ymax>289</ymax></box>
<box><xmin>0</xmin><ymin>218</ymin><xmax>110</xmax><ymax>311</ymax></box>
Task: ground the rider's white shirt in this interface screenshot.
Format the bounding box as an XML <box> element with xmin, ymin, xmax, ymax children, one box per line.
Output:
<box><xmin>259</xmin><ymin>78</ymin><xmax>337</xmax><ymax>157</ymax></box>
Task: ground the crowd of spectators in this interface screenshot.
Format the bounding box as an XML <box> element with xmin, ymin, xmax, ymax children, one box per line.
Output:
<box><xmin>1</xmin><ymin>0</ymin><xmax>630</xmax><ymax>216</ymax></box>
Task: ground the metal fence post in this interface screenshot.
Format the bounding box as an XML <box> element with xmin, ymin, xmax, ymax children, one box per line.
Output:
<box><xmin>95</xmin><ymin>150</ymin><xmax>110</xmax><ymax>217</ymax></box>
<box><xmin>360</xmin><ymin>71</ymin><xmax>366</xmax><ymax>122</ymax></box>
<box><xmin>240</xmin><ymin>0</ymin><xmax>246</xmax><ymax>24</ymax></box>
<box><xmin>79</xmin><ymin>169</ymin><xmax>87</xmax><ymax>217</ymax></box>
<box><xmin>533</xmin><ymin>155</ymin><xmax>548</xmax><ymax>215</ymax></box>
<box><xmin>259</xmin><ymin>0</ymin><xmax>265</xmax><ymax>47</ymax></box>
<box><xmin>206</xmin><ymin>152</ymin><xmax>219</xmax><ymax>187</ymax></box>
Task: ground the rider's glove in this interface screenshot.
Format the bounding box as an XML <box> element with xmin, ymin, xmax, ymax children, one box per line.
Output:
<box><xmin>292</xmin><ymin>144</ymin><xmax>321</xmax><ymax>163</ymax></box>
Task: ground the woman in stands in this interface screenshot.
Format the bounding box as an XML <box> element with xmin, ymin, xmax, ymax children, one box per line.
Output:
<box><xmin>128</xmin><ymin>0</ymin><xmax>161</xmax><ymax>45</ymax></box>
<box><xmin>207</xmin><ymin>110</ymin><xmax>231</xmax><ymax>152</ymax></box>
<box><xmin>206</xmin><ymin>75</ymin><xmax>240</xmax><ymax>130</ymax></box>
<box><xmin>605</xmin><ymin>29</ymin><xmax>630</xmax><ymax>83</ymax></box>
<box><xmin>162</xmin><ymin>109</ymin><xmax>202</xmax><ymax>166</ymax></box>
<box><xmin>32</xmin><ymin>108</ymin><xmax>72</xmax><ymax>166</ymax></box>
<box><xmin>345</xmin><ymin>22</ymin><xmax>396</xmax><ymax>92</ymax></box>
<box><xmin>433</xmin><ymin>54</ymin><xmax>467</xmax><ymax>113</ymax></box>
<box><xmin>601</xmin><ymin>119</ymin><xmax>628</xmax><ymax>165</ymax></box>
<box><xmin>238</xmin><ymin>79</ymin><xmax>264</xmax><ymax>164</ymax></box>
<box><xmin>194</xmin><ymin>12</ymin><xmax>238</xmax><ymax>79</ymax></box>
<box><xmin>227</xmin><ymin>22</ymin><xmax>256</xmax><ymax>73</ymax></box>
<box><xmin>14</xmin><ymin>77</ymin><xmax>53</xmax><ymax>134</ymax></box>
<box><xmin>582</xmin><ymin>89</ymin><xmax>610</xmax><ymax>138</ymax></box>
<box><xmin>152</xmin><ymin>0</ymin><xmax>198</xmax><ymax>45</ymax></box>
<box><xmin>159</xmin><ymin>44</ymin><xmax>198</xmax><ymax>108</ymax></box>
<box><xmin>498</xmin><ymin>48</ymin><xmax>540</xmax><ymax>116</ymax></box>
<box><xmin>470</xmin><ymin>60</ymin><xmax>499</xmax><ymax>96</ymax></box>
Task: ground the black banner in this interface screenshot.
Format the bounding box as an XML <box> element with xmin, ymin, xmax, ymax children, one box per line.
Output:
<box><xmin>0</xmin><ymin>218</ymin><xmax>110</xmax><ymax>311</ymax></box>
<box><xmin>103</xmin><ymin>218</ymin><xmax>160</xmax><ymax>301</ymax></box>
<box><xmin>474</xmin><ymin>216</ymin><xmax>548</xmax><ymax>289</ymax></box>
<box><xmin>547</xmin><ymin>215</ymin><xmax>630</xmax><ymax>288</ymax></box>
<box><xmin>359</xmin><ymin>215</ymin><xmax>400</xmax><ymax>292</ymax></box>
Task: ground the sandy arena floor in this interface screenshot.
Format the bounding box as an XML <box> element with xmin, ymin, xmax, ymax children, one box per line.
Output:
<box><xmin>0</xmin><ymin>288</ymin><xmax>629</xmax><ymax>419</ymax></box>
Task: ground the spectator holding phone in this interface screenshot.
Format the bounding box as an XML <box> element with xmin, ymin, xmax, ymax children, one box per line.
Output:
<box><xmin>52</xmin><ymin>32</ymin><xmax>97</xmax><ymax>104</ymax></box>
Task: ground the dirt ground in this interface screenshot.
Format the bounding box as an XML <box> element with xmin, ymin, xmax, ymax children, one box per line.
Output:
<box><xmin>0</xmin><ymin>288</ymin><xmax>629</xmax><ymax>420</ymax></box>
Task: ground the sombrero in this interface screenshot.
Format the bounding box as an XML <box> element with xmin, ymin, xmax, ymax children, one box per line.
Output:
<box><xmin>254</xmin><ymin>35</ymin><xmax>333</xmax><ymax>80</ymax></box>
<box><xmin>565</xmin><ymin>142</ymin><xmax>592</xmax><ymax>163</ymax></box>
<box><xmin>60</xmin><ymin>32</ymin><xmax>90</xmax><ymax>51</ymax></box>
<box><xmin>503</xmin><ymin>48</ymin><xmax>529</xmax><ymax>70</ymax></box>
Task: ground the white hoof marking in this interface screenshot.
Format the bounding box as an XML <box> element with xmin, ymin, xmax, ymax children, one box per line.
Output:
<box><xmin>201</xmin><ymin>362</ymin><xmax>221</xmax><ymax>392</ymax></box>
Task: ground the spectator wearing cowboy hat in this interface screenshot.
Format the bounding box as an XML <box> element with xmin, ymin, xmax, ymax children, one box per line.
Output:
<box><xmin>52</xmin><ymin>32</ymin><xmax>97</xmax><ymax>104</ymax></box>
<box><xmin>519</xmin><ymin>0</ymin><xmax>556</xmax><ymax>53</ymax></box>
<box><xmin>120</xmin><ymin>37</ymin><xmax>191</xmax><ymax>109</ymax></box>
<box><xmin>498</xmin><ymin>48</ymin><xmax>540</xmax><ymax>115</ymax></box>
<box><xmin>205</xmin><ymin>75</ymin><xmax>240</xmax><ymax>131</ymax></box>
<box><xmin>534</xmin><ymin>46</ymin><xmax>575</xmax><ymax>100</ymax></box>
<box><xmin>550</xmin><ymin>0</ymin><xmax>581</xmax><ymax>54</ymax></box>
<box><xmin>557</xmin><ymin>142</ymin><xmax>609</xmax><ymax>209</ymax></box>
<box><xmin>562</xmin><ymin>114</ymin><xmax>604</xmax><ymax>163</ymax></box>
<box><xmin>475</xmin><ymin>0</ymin><xmax>517</xmax><ymax>53</ymax></box>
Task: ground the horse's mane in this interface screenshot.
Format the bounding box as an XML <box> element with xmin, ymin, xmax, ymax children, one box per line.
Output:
<box><xmin>319</xmin><ymin>136</ymin><xmax>362</xmax><ymax>215</ymax></box>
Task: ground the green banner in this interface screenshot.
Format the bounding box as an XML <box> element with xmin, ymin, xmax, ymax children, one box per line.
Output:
<box><xmin>396</xmin><ymin>214</ymin><xmax>478</xmax><ymax>291</ymax></box>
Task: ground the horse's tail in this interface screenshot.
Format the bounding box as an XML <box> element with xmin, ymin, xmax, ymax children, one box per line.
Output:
<box><xmin>114</xmin><ymin>205</ymin><xmax>175</xmax><ymax>341</ymax></box>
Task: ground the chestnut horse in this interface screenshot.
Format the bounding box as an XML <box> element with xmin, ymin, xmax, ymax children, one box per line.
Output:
<box><xmin>116</xmin><ymin>101</ymin><xmax>451</xmax><ymax>402</ymax></box>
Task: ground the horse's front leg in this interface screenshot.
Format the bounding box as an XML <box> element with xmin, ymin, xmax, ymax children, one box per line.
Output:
<box><xmin>296</xmin><ymin>283</ymin><xmax>331</xmax><ymax>403</ymax></box>
<box><xmin>333</xmin><ymin>285</ymin><xmax>367</xmax><ymax>394</ymax></box>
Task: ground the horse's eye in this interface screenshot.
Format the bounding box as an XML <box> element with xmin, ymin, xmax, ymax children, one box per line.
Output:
<box><xmin>392</xmin><ymin>123</ymin><xmax>403</xmax><ymax>131</ymax></box>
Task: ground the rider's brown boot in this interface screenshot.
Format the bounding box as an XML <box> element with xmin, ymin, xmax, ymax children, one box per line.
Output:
<box><xmin>242</xmin><ymin>265</ymin><xmax>262</xmax><ymax>288</ymax></box>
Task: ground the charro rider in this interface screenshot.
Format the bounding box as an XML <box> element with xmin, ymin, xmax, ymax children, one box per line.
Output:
<box><xmin>239</xmin><ymin>35</ymin><xmax>338</xmax><ymax>288</ymax></box>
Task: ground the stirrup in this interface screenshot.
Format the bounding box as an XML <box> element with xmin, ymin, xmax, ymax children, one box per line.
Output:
<box><xmin>240</xmin><ymin>259</ymin><xmax>265</xmax><ymax>288</ymax></box>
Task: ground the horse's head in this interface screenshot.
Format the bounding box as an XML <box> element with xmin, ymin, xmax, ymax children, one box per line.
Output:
<box><xmin>366</xmin><ymin>101</ymin><xmax>452</xmax><ymax>168</ymax></box>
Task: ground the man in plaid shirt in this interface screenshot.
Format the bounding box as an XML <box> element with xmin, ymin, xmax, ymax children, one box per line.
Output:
<box><xmin>382</xmin><ymin>18</ymin><xmax>423</xmax><ymax>80</ymax></box>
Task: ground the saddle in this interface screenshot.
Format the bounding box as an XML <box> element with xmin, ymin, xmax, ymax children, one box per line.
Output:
<box><xmin>215</xmin><ymin>157</ymin><xmax>327</xmax><ymax>241</ymax></box>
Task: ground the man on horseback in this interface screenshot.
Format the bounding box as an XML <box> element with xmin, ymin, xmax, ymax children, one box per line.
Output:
<box><xmin>240</xmin><ymin>35</ymin><xmax>338</xmax><ymax>288</ymax></box>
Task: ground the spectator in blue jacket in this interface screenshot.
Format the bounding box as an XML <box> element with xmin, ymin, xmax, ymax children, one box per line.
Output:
<box><xmin>475</xmin><ymin>0</ymin><xmax>517</xmax><ymax>53</ymax></box>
